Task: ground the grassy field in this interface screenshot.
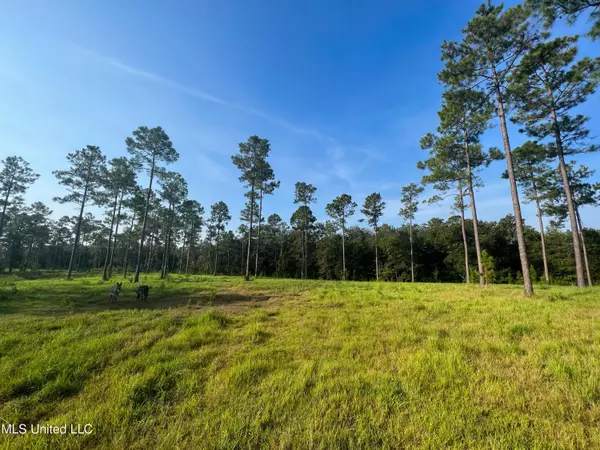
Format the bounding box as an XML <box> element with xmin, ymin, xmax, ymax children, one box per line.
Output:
<box><xmin>1</xmin><ymin>274</ymin><xmax>600</xmax><ymax>449</ymax></box>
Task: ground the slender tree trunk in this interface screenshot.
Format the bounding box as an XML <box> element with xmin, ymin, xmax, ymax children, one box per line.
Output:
<box><xmin>161</xmin><ymin>208</ymin><xmax>172</xmax><ymax>279</ymax></box>
<box><xmin>458</xmin><ymin>183</ymin><xmax>470</xmax><ymax>284</ymax></box>
<box><xmin>179</xmin><ymin>237</ymin><xmax>185</xmax><ymax>274</ymax></box>
<box><xmin>409</xmin><ymin>217</ymin><xmax>415</xmax><ymax>283</ymax></box>
<box><xmin>576</xmin><ymin>208</ymin><xmax>592</xmax><ymax>286</ymax></box>
<box><xmin>53</xmin><ymin>243</ymin><xmax>60</xmax><ymax>270</ymax></box>
<box><xmin>245</xmin><ymin>183</ymin><xmax>255</xmax><ymax>281</ymax></box>
<box><xmin>134</xmin><ymin>157</ymin><xmax>155</xmax><ymax>283</ymax></box>
<box><xmin>67</xmin><ymin>184</ymin><xmax>88</xmax><ymax>280</ymax></box>
<box><xmin>171</xmin><ymin>242</ymin><xmax>177</xmax><ymax>271</ymax></box>
<box><xmin>241</xmin><ymin>238</ymin><xmax>245</xmax><ymax>276</ymax></box>
<box><xmin>489</xmin><ymin>61</ymin><xmax>533</xmax><ymax>296</ymax></box>
<box><xmin>551</xmin><ymin>107</ymin><xmax>585</xmax><ymax>287</ymax></box>
<box><xmin>102</xmin><ymin>192</ymin><xmax>119</xmax><ymax>280</ymax></box>
<box><xmin>278</xmin><ymin>244</ymin><xmax>284</xmax><ymax>278</ymax></box>
<box><xmin>304</xmin><ymin>229</ymin><xmax>309</xmax><ymax>278</ymax></box>
<box><xmin>186</xmin><ymin>222</ymin><xmax>194</xmax><ymax>275</ymax></box>
<box><xmin>341</xmin><ymin>220</ymin><xmax>346</xmax><ymax>281</ymax></box>
<box><xmin>227</xmin><ymin>246</ymin><xmax>231</xmax><ymax>275</ymax></box>
<box><xmin>464</xmin><ymin>137</ymin><xmax>484</xmax><ymax>287</ymax></box>
<box><xmin>533</xmin><ymin>188</ymin><xmax>550</xmax><ymax>285</ymax></box>
<box><xmin>75</xmin><ymin>235</ymin><xmax>84</xmax><ymax>272</ymax></box>
<box><xmin>123</xmin><ymin>212</ymin><xmax>136</xmax><ymax>279</ymax></box>
<box><xmin>374</xmin><ymin>226</ymin><xmax>379</xmax><ymax>281</ymax></box>
<box><xmin>214</xmin><ymin>229</ymin><xmax>220</xmax><ymax>276</ymax></box>
<box><xmin>254</xmin><ymin>189</ymin><xmax>264</xmax><ymax>278</ymax></box>
<box><xmin>108</xmin><ymin>192</ymin><xmax>124</xmax><ymax>278</ymax></box>
<box><xmin>23</xmin><ymin>241</ymin><xmax>34</xmax><ymax>271</ymax></box>
<box><xmin>0</xmin><ymin>186</ymin><xmax>12</xmax><ymax>241</ymax></box>
<box><xmin>300</xmin><ymin>226</ymin><xmax>305</xmax><ymax>279</ymax></box>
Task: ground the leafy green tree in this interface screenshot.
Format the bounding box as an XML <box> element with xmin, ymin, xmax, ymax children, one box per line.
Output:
<box><xmin>361</xmin><ymin>192</ymin><xmax>386</xmax><ymax>280</ymax></box>
<box><xmin>126</xmin><ymin>126</ymin><xmax>179</xmax><ymax>282</ymax></box>
<box><xmin>157</xmin><ymin>171</ymin><xmax>188</xmax><ymax>279</ymax></box>
<box><xmin>293</xmin><ymin>182</ymin><xmax>318</xmax><ymax>279</ymax></box>
<box><xmin>419</xmin><ymin>135</ymin><xmax>472</xmax><ymax>283</ymax></box>
<box><xmin>122</xmin><ymin>186</ymin><xmax>146</xmax><ymax>278</ymax></box>
<box><xmin>253</xmin><ymin>161</ymin><xmax>279</xmax><ymax>277</ymax></box>
<box><xmin>543</xmin><ymin>162</ymin><xmax>600</xmax><ymax>286</ymax></box>
<box><xmin>326</xmin><ymin>194</ymin><xmax>357</xmax><ymax>281</ymax></box>
<box><xmin>50</xmin><ymin>216</ymin><xmax>72</xmax><ymax>269</ymax></box>
<box><xmin>440</xmin><ymin>2</ymin><xmax>539</xmax><ymax>295</ymax></box>
<box><xmin>209</xmin><ymin>201</ymin><xmax>231</xmax><ymax>275</ymax></box>
<box><xmin>0</xmin><ymin>156</ymin><xmax>39</xmax><ymax>242</ymax></box>
<box><xmin>100</xmin><ymin>157</ymin><xmax>138</xmax><ymax>280</ymax></box>
<box><xmin>290</xmin><ymin>205</ymin><xmax>317</xmax><ymax>278</ymax></box>
<box><xmin>527</xmin><ymin>0</ymin><xmax>600</xmax><ymax>39</ymax></box>
<box><xmin>231</xmin><ymin>136</ymin><xmax>272</xmax><ymax>280</ymax></box>
<box><xmin>399</xmin><ymin>183</ymin><xmax>424</xmax><ymax>282</ymax></box>
<box><xmin>510</xmin><ymin>36</ymin><xmax>600</xmax><ymax>287</ymax></box>
<box><xmin>422</xmin><ymin>87</ymin><xmax>499</xmax><ymax>286</ymax></box>
<box><xmin>266</xmin><ymin>214</ymin><xmax>289</xmax><ymax>277</ymax></box>
<box><xmin>20</xmin><ymin>202</ymin><xmax>53</xmax><ymax>271</ymax></box>
<box><xmin>503</xmin><ymin>141</ymin><xmax>554</xmax><ymax>284</ymax></box>
<box><xmin>53</xmin><ymin>145</ymin><xmax>107</xmax><ymax>280</ymax></box>
<box><xmin>481</xmin><ymin>250</ymin><xmax>496</xmax><ymax>285</ymax></box>
<box><xmin>180</xmin><ymin>200</ymin><xmax>204</xmax><ymax>275</ymax></box>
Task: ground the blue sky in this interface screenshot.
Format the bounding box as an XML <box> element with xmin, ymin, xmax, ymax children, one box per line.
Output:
<box><xmin>1</xmin><ymin>0</ymin><xmax>599</xmax><ymax>231</ymax></box>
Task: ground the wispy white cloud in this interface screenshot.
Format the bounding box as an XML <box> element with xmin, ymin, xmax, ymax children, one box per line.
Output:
<box><xmin>68</xmin><ymin>42</ymin><xmax>389</xmax><ymax>188</ymax></box>
<box><xmin>68</xmin><ymin>42</ymin><xmax>328</xmax><ymax>140</ymax></box>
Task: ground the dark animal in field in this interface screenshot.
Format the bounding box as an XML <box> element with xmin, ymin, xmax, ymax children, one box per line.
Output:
<box><xmin>136</xmin><ymin>285</ymin><xmax>150</xmax><ymax>300</ymax></box>
<box><xmin>109</xmin><ymin>282</ymin><xmax>122</xmax><ymax>304</ymax></box>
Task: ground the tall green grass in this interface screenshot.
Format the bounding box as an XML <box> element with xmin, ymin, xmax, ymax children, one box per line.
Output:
<box><xmin>1</xmin><ymin>274</ymin><xmax>600</xmax><ymax>448</ymax></box>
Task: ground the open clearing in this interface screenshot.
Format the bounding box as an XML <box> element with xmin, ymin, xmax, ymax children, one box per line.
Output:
<box><xmin>1</xmin><ymin>274</ymin><xmax>600</xmax><ymax>448</ymax></box>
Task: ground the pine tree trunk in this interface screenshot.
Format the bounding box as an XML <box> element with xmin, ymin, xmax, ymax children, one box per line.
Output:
<box><xmin>227</xmin><ymin>246</ymin><xmax>231</xmax><ymax>275</ymax></box>
<box><xmin>134</xmin><ymin>157</ymin><xmax>155</xmax><ymax>283</ymax></box>
<box><xmin>534</xmin><ymin>194</ymin><xmax>550</xmax><ymax>285</ymax></box>
<box><xmin>145</xmin><ymin>234</ymin><xmax>152</xmax><ymax>272</ymax></box>
<box><xmin>459</xmin><ymin>184</ymin><xmax>470</xmax><ymax>284</ymax></box>
<box><xmin>464</xmin><ymin>137</ymin><xmax>484</xmax><ymax>287</ymax></box>
<box><xmin>67</xmin><ymin>184</ymin><xmax>88</xmax><ymax>280</ymax></box>
<box><xmin>161</xmin><ymin>208</ymin><xmax>172</xmax><ymax>279</ymax></box>
<box><xmin>241</xmin><ymin>238</ymin><xmax>245</xmax><ymax>276</ymax></box>
<box><xmin>245</xmin><ymin>183</ymin><xmax>255</xmax><ymax>281</ymax></box>
<box><xmin>186</xmin><ymin>222</ymin><xmax>194</xmax><ymax>275</ymax></box>
<box><xmin>576</xmin><ymin>208</ymin><xmax>592</xmax><ymax>286</ymax></box>
<box><xmin>214</xmin><ymin>229</ymin><xmax>220</xmax><ymax>276</ymax></box>
<box><xmin>374</xmin><ymin>226</ymin><xmax>379</xmax><ymax>281</ymax></box>
<box><xmin>108</xmin><ymin>192</ymin><xmax>124</xmax><ymax>279</ymax></box>
<box><xmin>179</xmin><ymin>237</ymin><xmax>185</xmax><ymax>274</ymax></box>
<box><xmin>551</xmin><ymin>107</ymin><xmax>585</xmax><ymax>288</ymax></box>
<box><xmin>123</xmin><ymin>212</ymin><xmax>136</xmax><ymax>279</ymax></box>
<box><xmin>300</xmin><ymin>226</ymin><xmax>305</xmax><ymax>279</ymax></box>
<box><xmin>254</xmin><ymin>189</ymin><xmax>263</xmax><ymax>278</ymax></box>
<box><xmin>278</xmin><ymin>244</ymin><xmax>283</xmax><ymax>278</ymax></box>
<box><xmin>341</xmin><ymin>219</ymin><xmax>346</xmax><ymax>281</ymax></box>
<box><xmin>102</xmin><ymin>192</ymin><xmax>119</xmax><ymax>281</ymax></box>
<box><xmin>23</xmin><ymin>241</ymin><xmax>34</xmax><ymax>271</ymax></box>
<box><xmin>489</xmin><ymin>60</ymin><xmax>533</xmax><ymax>296</ymax></box>
<box><xmin>409</xmin><ymin>217</ymin><xmax>415</xmax><ymax>283</ymax></box>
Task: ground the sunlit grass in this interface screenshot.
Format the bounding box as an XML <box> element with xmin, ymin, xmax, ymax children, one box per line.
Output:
<box><xmin>1</xmin><ymin>274</ymin><xmax>600</xmax><ymax>448</ymax></box>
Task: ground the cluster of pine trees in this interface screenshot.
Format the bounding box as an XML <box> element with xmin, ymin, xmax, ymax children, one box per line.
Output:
<box><xmin>0</xmin><ymin>1</ymin><xmax>598</xmax><ymax>293</ymax></box>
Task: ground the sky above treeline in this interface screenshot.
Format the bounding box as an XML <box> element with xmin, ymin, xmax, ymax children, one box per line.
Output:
<box><xmin>1</xmin><ymin>0</ymin><xmax>599</xmax><ymax>229</ymax></box>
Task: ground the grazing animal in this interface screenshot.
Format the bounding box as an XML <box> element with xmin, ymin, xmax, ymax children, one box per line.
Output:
<box><xmin>136</xmin><ymin>285</ymin><xmax>150</xmax><ymax>300</ymax></box>
<box><xmin>109</xmin><ymin>282</ymin><xmax>122</xmax><ymax>304</ymax></box>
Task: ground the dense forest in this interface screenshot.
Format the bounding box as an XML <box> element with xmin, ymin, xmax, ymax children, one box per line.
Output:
<box><xmin>1</xmin><ymin>0</ymin><xmax>599</xmax><ymax>292</ymax></box>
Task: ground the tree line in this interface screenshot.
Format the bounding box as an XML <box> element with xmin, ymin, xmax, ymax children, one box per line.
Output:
<box><xmin>0</xmin><ymin>0</ymin><xmax>598</xmax><ymax>293</ymax></box>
